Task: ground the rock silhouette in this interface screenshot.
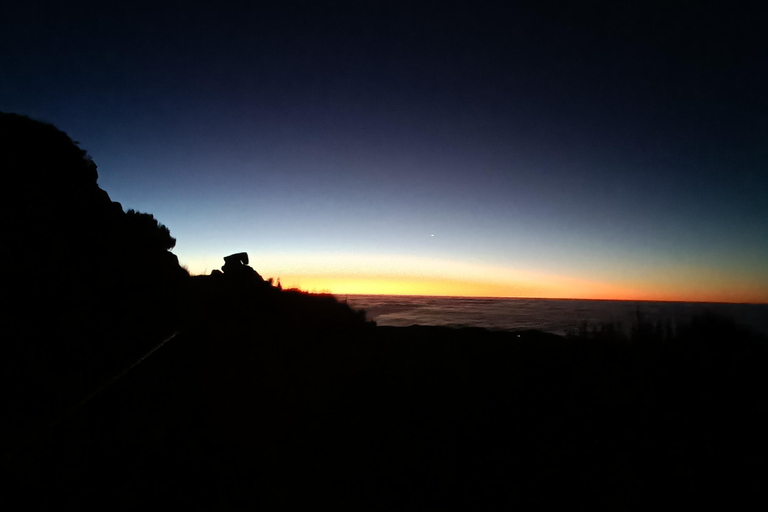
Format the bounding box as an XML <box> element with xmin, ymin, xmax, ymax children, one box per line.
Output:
<box><xmin>1</xmin><ymin>112</ymin><xmax>188</xmax><ymax>454</ymax></box>
<box><xmin>223</xmin><ymin>251</ymin><xmax>249</xmax><ymax>269</ymax></box>
<box><xmin>219</xmin><ymin>251</ymin><xmax>266</xmax><ymax>283</ymax></box>
<box><xmin>1</xmin><ymin>112</ymin><xmax>187</xmax><ymax>316</ymax></box>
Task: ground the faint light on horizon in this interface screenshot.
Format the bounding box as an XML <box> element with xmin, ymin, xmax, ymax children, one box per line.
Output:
<box><xmin>183</xmin><ymin>251</ymin><xmax>639</xmax><ymax>299</ymax></box>
<box><xmin>178</xmin><ymin>250</ymin><xmax>768</xmax><ymax>302</ymax></box>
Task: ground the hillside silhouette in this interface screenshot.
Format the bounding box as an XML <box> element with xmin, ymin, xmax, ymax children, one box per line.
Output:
<box><xmin>0</xmin><ymin>112</ymin><xmax>369</xmax><ymax>451</ymax></box>
<box><xmin>2</xmin><ymin>112</ymin><xmax>767</xmax><ymax>510</ymax></box>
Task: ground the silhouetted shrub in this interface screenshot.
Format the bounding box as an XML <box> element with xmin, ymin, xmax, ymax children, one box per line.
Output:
<box><xmin>124</xmin><ymin>209</ymin><xmax>176</xmax><ymax>251</ymax></box>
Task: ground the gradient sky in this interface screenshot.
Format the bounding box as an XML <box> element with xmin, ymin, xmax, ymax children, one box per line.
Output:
<box><xmin>3</xmin><ymin>1</ymin><xmax>767</xmax><ymax>302</ymax></box>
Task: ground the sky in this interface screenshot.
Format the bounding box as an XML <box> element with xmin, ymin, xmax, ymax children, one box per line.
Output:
<box><xmin>2</xmin><ymin>0</ymin><xmax>767</xmax><ymax>302</ymax></box>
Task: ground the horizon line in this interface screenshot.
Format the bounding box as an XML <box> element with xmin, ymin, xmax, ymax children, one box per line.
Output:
<box><xmin>322</xmin><ymin>291</ymin><xmax>768</xmax><ymax>306</ymax></box>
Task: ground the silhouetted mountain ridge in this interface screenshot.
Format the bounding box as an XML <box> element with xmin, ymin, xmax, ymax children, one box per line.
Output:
<box><xmin>0</xmin><ymin>112</ymin><xmax>370</xmax><ymax>456</ymax></box>
<box><xmin>1</xmin><ymin>112</ymin><xmax>190</xmax><ymax>448</ymax></box>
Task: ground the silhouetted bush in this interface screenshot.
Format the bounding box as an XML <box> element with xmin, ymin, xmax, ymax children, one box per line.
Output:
<box><xmin>123</xmin><ymin>209</ymin><xmax>176</xmax><ymax>251</ymax></box>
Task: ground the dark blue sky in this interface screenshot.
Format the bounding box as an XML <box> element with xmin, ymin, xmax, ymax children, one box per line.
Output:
<box><xmin>3</xmin><ymin>1</ymin><xmax>766</xmax><ymax>300</ymax></box>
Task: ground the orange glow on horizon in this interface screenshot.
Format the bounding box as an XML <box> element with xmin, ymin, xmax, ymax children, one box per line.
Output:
<box><xmin>271</xmin><ymin>273</ymin><xmax>768</xmax><ymax>304</ymax></box>
<box><xmin>185</xmin><ymin>252</ymin><xmax>768</xmax><ymax>304</ymax></box>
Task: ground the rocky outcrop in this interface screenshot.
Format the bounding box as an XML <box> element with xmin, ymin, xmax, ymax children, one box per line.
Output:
<box><xmin>0</xmin><ymin>112</ymin><xmax>189</xmax><ymax>450</ymax></box>
<box><xmin>0</xmin><ymin>112</ymin><xmax>188</xmax><ymax>308</ymax></box>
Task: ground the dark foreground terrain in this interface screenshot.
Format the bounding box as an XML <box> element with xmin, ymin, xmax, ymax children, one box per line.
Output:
<box><xmin>2</xmin><ymin>112</ymin><xmax>766</xmax><ymax>510</ymax></box>
<box><xmin>7</xmin><ymin>276</ymin><xmax>768</xmax><ymax>510</ymax></box>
